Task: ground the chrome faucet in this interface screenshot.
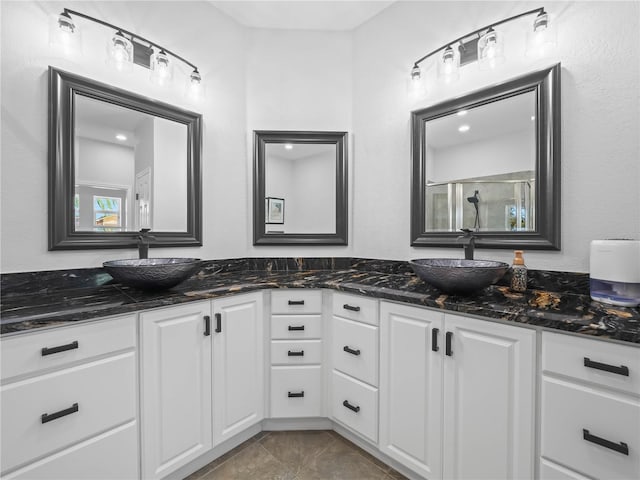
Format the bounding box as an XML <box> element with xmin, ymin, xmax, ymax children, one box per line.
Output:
<box><xmin>458</xmin><ymin>228</ymin><xmax>476</xmax><ymax>260</ymax></box>
<box><xmin>137</xmin><ymin>228</ymin><xmax>156</xmax><ymax>259</ymax></box>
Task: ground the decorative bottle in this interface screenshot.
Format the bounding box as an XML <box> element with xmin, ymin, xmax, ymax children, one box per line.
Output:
<box><xmin>510</xmin><ymin>250</ymin><xmax>528</xmax><ymax>292</ymax></box>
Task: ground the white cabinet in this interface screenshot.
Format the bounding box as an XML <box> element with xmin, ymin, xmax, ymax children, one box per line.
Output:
<box><xmin>0</xmin><ymin>315</ymin><xmax>138</xmax><ymax>480</ymax></box>
<box><xmin>540</xmin><ymin>332</ymin><xmax>640</xmax><ymax>480</ymax></box>
<box><xmin>212</xmin><ymin>292</ymin><xmax>264</xmax><ymax>445</ymax></box>
<box><xmin>379</xmin><ymin>302</ymin><xmax>535</xmax><ymax>480</ymax></box>
<box><xmin>140</xmin><ymin>301</ymin><xmax>213</xmax><ymax>480</ymax></box>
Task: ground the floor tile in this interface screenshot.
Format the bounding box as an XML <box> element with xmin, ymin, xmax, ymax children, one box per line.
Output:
<box><xmin>258</xmin><ymin>430</ymin><xmax>335</xmax><ymax>474</ymax></box>
<box><xmin>198</xmin><ymin>443</ymin><xmax>295</xmax><ymax>480</ymax></box>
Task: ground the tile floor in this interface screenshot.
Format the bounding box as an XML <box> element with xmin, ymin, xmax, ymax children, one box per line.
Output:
<box><xmin>185</xmin><ymin>430</ymin><xmax>407</xmax><ymax>480</ymax></box>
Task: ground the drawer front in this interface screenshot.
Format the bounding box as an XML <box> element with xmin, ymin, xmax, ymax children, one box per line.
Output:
<box><xmin>271</xmin><ymin>315</ymin><xmax>322</xmax><ymax>339</ymax></box>
<box><xmin>539</xmin><ymin>458</ymin><xmax>592</xmax><ymax>480</ymax></box>
<box><xmin>331</xmin><ymin>370</ymin><xmax>378</xmax><ymax>443</ymax></box>
<box><xmin>541</xmin><ymin>376</ymin><xmax>640</xmax><ymax>479</ymax></box>
<box><xmin>3</xmin><ymin>422</ymin><xmax>138</xmax><ymax>479</ymax></box>
<box><xmin>332</xmin><ymin>316</ymin><xmax>378</xmax><ymax>386</ymax></box>
<box><xmin>271</xmin><ymin>340</ymin><xmax>322</xmax><ymax>365</ymax></box>
<box><xmin>542</xmin><ymin>331</ymin><xmax>640</xmax><ymax>395</ymax></box>
<box><xmin>271</xmin><ymin>290</ymin><xmax>322</xmax><ymax>314</ymax></box>
<box><xmin>1</xmin><ymin>352</ymin><xmax>136</xmax><ymax>473</ymax></box>
<box><xmin>333</xmin><ymin>292</ymin><xmax>378</xmax><ymax>326</ymax></box>
<box><xmin>1</xmin><ymin>315</ymin><xmax>136</xmax><ymax>381</ymax></box>
<box><xmin>270</xmin><ymin>366</ymin><xmax>323</xmax><ymax>418</ymax></box>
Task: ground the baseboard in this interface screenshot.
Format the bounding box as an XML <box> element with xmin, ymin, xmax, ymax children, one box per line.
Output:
<box><xmin>262</xmin><ymin>417</ymin><xmax>333</xmax><ymax>431</ymax></box>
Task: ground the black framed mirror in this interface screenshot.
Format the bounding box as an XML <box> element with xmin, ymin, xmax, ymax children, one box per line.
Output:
<box><xmin>48</xmin><ymin>67</ymin><xmax>202</xmax><ymax>250</ymax></box>
<box><xmin>411</xmin><ymin>63</ymin><xmax>561</xmax><ymax>250</ymax></box>
<box><xmin>253</xmin><ymin>130</ymin><xmax>348</xmax><ymax>245</ymax></box>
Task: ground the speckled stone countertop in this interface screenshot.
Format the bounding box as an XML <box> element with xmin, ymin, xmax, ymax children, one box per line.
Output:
<box><xmin>2</xmin><ymin>257</ymin><xmax>639</xmax><ymax>344</ymax></box>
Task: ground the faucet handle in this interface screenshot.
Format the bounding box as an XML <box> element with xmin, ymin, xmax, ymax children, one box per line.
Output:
<box><xmin>459</xmin><ymin>228</ymin><xmax>473</xmax><ymax>236</ymax></box>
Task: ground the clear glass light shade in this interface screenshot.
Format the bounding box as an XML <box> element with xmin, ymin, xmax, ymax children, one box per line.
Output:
<box><xmin>407</xmin><ymin>65</ymin><xmax>427</xmax><ymax>99</ymax></box>
<box><xmin>107</xmin><ymin>31</ymin><xmax>133</xmax><ymax>72</ymax></box>
<box><xmin>150</xmin><ymin>50</ymin><xmax>173</xmax><ymax>86</ymax></box>
<box><xmin>525</xmin><ymin>12</ymin><xmax>557</xmax><ymax>57</ymax></box>
<box><xmin>477</xmin><ymin>28</ymin><xmax>505</xmax><ymax>70</ymax></box>
<box><xmin>437</xmin><ymin>46</ymin><xmax>460</xmax><ymax>84</ymax></box>
<box><xmin>186</xmin><ymin>69</ymin><xmax>205</xmax><ymax>100</ymax></box>
<box><xmin>49</xmin><ymin>12</ymin><xmax>81</xmax><ymax>55</ymax></box>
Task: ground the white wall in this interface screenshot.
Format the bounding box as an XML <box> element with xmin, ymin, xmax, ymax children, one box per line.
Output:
<box><xmin>352</xmin><ymin>0</ymin><xmax>640</xmax><ymax>272</ymax></box>
<box><xmin>1</xmin><ymin>1</ymin><xmax>639</xmax><ymax>273</ymax></box>
<box><xmin>1</xmin><ymin>0</ymin><xmax>247</xmax><ymax>272</ymax></box>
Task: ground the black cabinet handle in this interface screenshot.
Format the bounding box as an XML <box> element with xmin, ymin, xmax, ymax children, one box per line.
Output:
<box><xmin>41</xmin><ymin>403</ymin><xmax>79</xmax><ymax>424</ymax></box>
<box><xmin>343</xmin><ymin>400</ymin><xmax>360</xmax><ymax>413</ymax></box>
<box><xmin>288</xmin><ymin>350</ymin><xmax>304</xmax><ymax>357</ymax></box>
<box><xmin>215</xmin><ymin>313</ymin><xmax>222</xmax><ymax>333</ymax></box>
<box><xmin>204</xmin><ymin>315</ymin><xmax>211</xmax><ymax>336</ymax></box>
<box><xmin>445</xmin><ymin>331</ymin><xmax>453</xmax><ymax>356</ymax></box>
<box><xmin>584</xmin><ymin>357</ymin><xmax>629</xmax><ymax>376</ymax></box>
<box><xmin>432</xmin><ymin>328</ymin><xmax>440</xmax><ymax>352</ymax></box>
<box><xmin>288</xmin><ymin>300</ymin><xmax>305</xmax><ymax>306</ymax></box>
<box><xmin>583</xmin><ymin>429</ymin><xmax>629</xmax><ymax>455</ymax></box>
<box><xmin>41</xmin><ymin>341</ymin><xmax>78</xmax><ymax>356</ymax></box>
<box><xmin>288</xmin><ymin>391</ymin><xmax>305</xmax><ymax>398</ymax></box>
<box><xmin>343</xmin><ymin>346</ymin><xmax>361</xmax><ymax>356</ymax></box>
<box><xmin>343</xmin><ymin>304</ymin><xmax>361</xmax><ymax>312</ymax></box>
<box><xmin>288</xmin><ymin>325</ymin><xmax>305</xmax><ymax>331</ymax></box>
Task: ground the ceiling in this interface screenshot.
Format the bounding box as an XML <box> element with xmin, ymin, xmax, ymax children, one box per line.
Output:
<box><xmin>209</xmin><ymin>1</ymin><xmax>396</xmax><ymax>31</ymax></box>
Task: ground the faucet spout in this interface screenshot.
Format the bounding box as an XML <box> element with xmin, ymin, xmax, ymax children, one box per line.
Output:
<box><xmin>137</xmin><ymin>228</ymin><xmax>156</xmax><ymax>259</ymax></box>
<box><xmin>457</xmin><ymin>228</ymin><xmax>476</xmax><ymax>260</ymax></box>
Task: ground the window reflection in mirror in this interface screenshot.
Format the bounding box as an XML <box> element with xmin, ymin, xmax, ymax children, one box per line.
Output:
<box><xmin>424</xmin><ymin>91</ymin><xmax>536</xmax><ymax>233</ymax></box>
<box><xmin>264</xmin><ymin>143</ymin><xmax>336</xmax><ymax>234</ymax></box>
<box><xmin>73</xmin><ymin>95</ymin><xmax>188</xmax><ymax>233</ymax></box>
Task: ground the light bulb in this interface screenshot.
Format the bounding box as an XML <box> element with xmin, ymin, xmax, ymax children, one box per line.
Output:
<box><xmin>526</xmin><ymin>11</ymin><xmax>557</xmax><ymax>57</ymax></box>
<box><xmin>437</xmin><ymin>45</ymin><xmax>460</xmax><ymax>84</ymax></box>
<box><xmin>49</xmin><ymin>11</ymin><xmax>81</xmax><ymax>55</ymax></box>
<box><xmin>478</xmin><ymin>28</ymin><xmax>505</xmax><ymax>70</ymax></box>
<box><xmin>151</xmin><ymin>50</ymin><xmax>173</xmax><ymax>86</ymax></box>
<box><xmin>186</xmin><ymin>68</ymin><xmax>205</xmax><ymax>100</ymax></box>
<box><xmin>407</xmin><ymin>64</ymin><xmax>427</xmax><ymax>98</ymax></box>
<box><xmin>107</xmin><ymin>31</ymin><xmax>133</xmax><ymax>72</ymax></box>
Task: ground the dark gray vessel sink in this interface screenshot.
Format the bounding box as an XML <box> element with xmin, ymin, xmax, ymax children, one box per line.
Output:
<box><xmin>409</xmin><ymin>258</ymin><xmax>509</xmax><ymax>295</ymax></box>
<box><xmin>103</xmin><ymin>258</ymin><xmax>201</xmax><ymax>290</ymax></box>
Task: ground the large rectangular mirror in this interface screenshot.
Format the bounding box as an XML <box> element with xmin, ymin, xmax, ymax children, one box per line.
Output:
<box><xmin>411</xmin><ymin>64</ymin><xmax>560</xmax><ymax>249</ymax></box>
<box><xmin>48</xmin><ymin>67</ymin><xmax>202</xmax><ymax>250</ymax></box>
<box><xmin>253</xmin><ymin>130</ymin><xmax>348</xmax><ymax>245</ymax></box>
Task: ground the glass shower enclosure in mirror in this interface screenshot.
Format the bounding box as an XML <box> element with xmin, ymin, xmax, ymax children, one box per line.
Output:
<box><xmin>253</xmin><ymin>131</ymin><xmax>348</xmax><ymax>245</ymax></box>
<box><xmin>411</xmin><ymin>64</ymin><xmax>560</xmax><ymax>250</ymax></box>
<box><xmin>48</xmin><ymin>67</ymin><xmax>202</xmax><ymax>250</ymax></box>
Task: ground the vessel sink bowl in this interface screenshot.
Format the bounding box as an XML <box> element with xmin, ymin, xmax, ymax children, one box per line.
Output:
<box><xmin>103</xmin><ymin>258</ymin><xmax>201</xmax><ymax>290</ymax></box>
<box><xmin>409</xmin><ymin>258</ymin><xmax>509</xmax><ymax>295</ymax></box>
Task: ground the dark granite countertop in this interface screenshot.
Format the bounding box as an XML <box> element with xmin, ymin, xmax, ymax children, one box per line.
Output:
<box><xmin>2</xmin><ymin>257</ymin><xmax>639</xmax><ymax>345</ymax></box>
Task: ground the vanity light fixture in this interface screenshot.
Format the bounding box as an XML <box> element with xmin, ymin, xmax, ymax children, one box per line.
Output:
<box><xmin>409</xmin><ymin>7</ymin><xmax>554</xmax><ymax>95</ymax></box>
<box><xmin>52</xmin><ymin>8</ymin><xmax>203</xmax><ymax>96</ymax></box>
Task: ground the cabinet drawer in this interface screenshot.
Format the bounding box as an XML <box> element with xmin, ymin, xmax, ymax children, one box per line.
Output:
<box><xmin>3</xmin><ymin>422</ymin><xmax>138</xmax><ymax>479</ymax></box>
<box><xmin>333</xmin><ymin>292</ymin><xmax>378</xmax><ymax>326</ymax></box>
<box><xmin>1</xmin><ymin>315</ymin><xmax>136</xmax><ymax>381</ymax></box>
<box><xmin>271</xmin><ymin>340</ymin><xmax>322</xmax><ymax>365</ymax></box>
<box><xmin>541</xmin><ymin>376</ymin><xmax>640</xmax><ymax>479</ymax></box>
<box><xmin>270</xmin><ymin>366</ymin><xmax>323</xmax><ymax>418</ymax></box>
<box><xmin>1</xmin><ymin>352</ymin><xmax>136</xmax><ymax>473</ymax></box>
<box><xmin>331</xmin><ymin>370</ymin><xmax>378</xmax><ymax>443</ymax></box>
<box><xmin>542</xmin><ymin>332</ymin><xmax>640</xmax><ymax>395</ymax></box>
<box><xmin>271</xmin><ymin>290</ymin><xmax>322</xmax><ymax>314</ymax></box>
<box><xmin>332</xmin><ymin>316</ymin><xmax>378</xmax><ymax>386</ymax></box>
<box><xmin>539</xmin><ymin>458</ymin><xmax>591</xmax><ymax>480</ymax></box>
<box><xmin>271</xmin><ymin>315</ymin><xmax>322</xmax><ymax>339</ymax></box>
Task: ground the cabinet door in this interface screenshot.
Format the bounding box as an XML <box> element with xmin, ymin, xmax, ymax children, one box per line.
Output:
<box><xmin>213</xmin><ymin>292</ymin><xmax>264</xmax><ymax>446</ymax></box>
<box><xmin>379</xmin><ymin>302</ymin><xmax>444</xmax><ymax>479</ymax></box>
<box><xmin>140</xmin><ymin>301</ymin><xmax>213</xmax><ymax>480</ymax></box>
<box><xmin>443</xmin><ymin>314</ymin><xmax>535</xmax><ymax>480</ymax></box>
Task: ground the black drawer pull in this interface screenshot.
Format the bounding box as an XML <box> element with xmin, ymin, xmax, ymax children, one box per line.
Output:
<box><xmin>288</xmin><ymin>350</ymin><xmax>304</xmax><ymax>357</ymax></box>
<box><xmin>288</xmin><ymin>325</ymin><xmax>305</xmax><ymax>331</ymax></box>
<box><xmin>41</xmin><ymin>341</ymin><xmax>78</xmax><ymax>356</ymax></box>
<box><xmin>584</xmin><ymin>357</ymin><xmax>629</xmax><ymax>376</ymax></box>
<box><xmin>343</xmin><ymin>304</ymin><xmax>361</xmax><ymax>312</ymax></box>
<box><xmin>432</xmin><ymin>328</ymin><xmax>439</xmax><ymax>352</ymax></box>
<box><xmin>288</xmin><ymin>300</ymin><xmax>305</xmax><ymax>306</ymax></box>
<box><xmin>343</xmin><ymin>346</ymin><xmax>361</xmax><ymax>356</ymax></box>
<box><xmin>204</xmin><ymin>315</ymin><xmax>211</xmax><ymax>336</ymax></box>
<box><xmin>41</xmin><ymin>403</ymin><xmax>79</xmax><ymax>424</ymax></box>
<box><xmin>288</xmin><ymin>391</ymin><xmax>305</xmax><ymax>398</ymax></box>
<box><xmin>215</xmin><ymin>313</ymin><xmax>222</xmax><ymax>333</ymax></box>
<box><xmin>445</xmin><ymin>331</ymin><xmax>453</xmax><ymax>356</ymax></box>
<box><xmin>583</xmin><ymin>429</ymin><xmax>629</xmax><ymax>455</ymax></box>
<box><xmin>343</xmin><ymin>400</ymin><xmax>360</xmax><ymax>413</ymax></box>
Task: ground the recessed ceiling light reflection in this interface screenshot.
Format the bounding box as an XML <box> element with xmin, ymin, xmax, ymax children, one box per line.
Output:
<box><xmin>115</xmin><ymin>133</ymin><xmax>127</xmax><ymax>141</ymax></box>
<box><xmin>284</xmin><ymin>144</ymin><xmax>293</xmax><ymax>150</ymax></box>
<box><xmin>457</xmin><ymin>110</ymin><xmax>468</xmax><ymax>116</ymax></box>
<box><xmin>531</xmin><ymin>115</ymin><xmax>536</xmax><ymax>121</ymax></box>
<box><xmin>458</xmin><ymin>125</ymin><xmax>470</xmax><ymax>132</ymax></box>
